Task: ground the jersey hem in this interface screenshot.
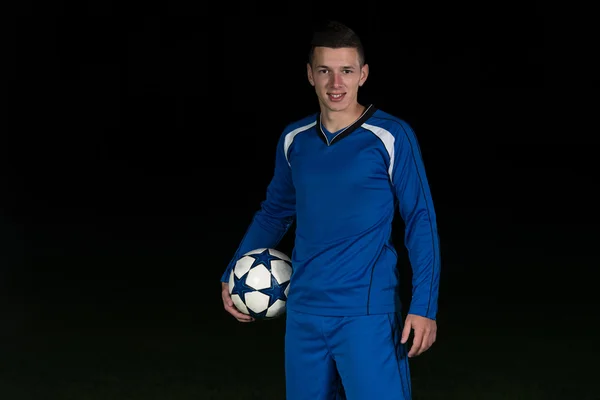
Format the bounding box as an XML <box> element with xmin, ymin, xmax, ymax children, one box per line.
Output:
<box><xmin>286</xmin><ymin>303</ymin><xmax>398</xmax><ymax>317</ymax></box>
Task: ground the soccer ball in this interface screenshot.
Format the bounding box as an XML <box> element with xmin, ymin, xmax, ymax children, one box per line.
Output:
<box><xmin>228</xmin><ymin>248</ymin><xmax>292</xmax><ymax>320</ymax></box>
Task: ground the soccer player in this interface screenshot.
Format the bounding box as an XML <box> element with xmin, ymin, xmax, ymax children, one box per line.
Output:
<box><xmin>220</xmin><ymin>20</ymin><xmax>441</xmax><ymax>400</ymax></box>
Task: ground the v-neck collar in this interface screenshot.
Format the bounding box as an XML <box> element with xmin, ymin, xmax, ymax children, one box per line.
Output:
<box><xmin>317</xmin><ymin>104</ymin><xmax>377</xmax><ymax>146</ymax></box>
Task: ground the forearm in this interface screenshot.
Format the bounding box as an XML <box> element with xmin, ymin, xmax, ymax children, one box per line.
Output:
<box><xmin>220</xmin><ymin>209</ymin><xmax>294</xmax><ymax>282</ymax></box>
<box><xmin>403</xmin><ymin>195</ymin><xmax>441</xmax><ymax>319</ymax></box>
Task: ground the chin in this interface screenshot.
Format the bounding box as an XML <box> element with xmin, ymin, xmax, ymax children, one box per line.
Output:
<box><xmin>321</xmin><ymin>99</ymin><xmax>349</xmax><ymax>112</ymax></box>
<box><xmin>328</xmin><ymin>105</ymin><xmax>348</xmax><ymax>112</ymax></box>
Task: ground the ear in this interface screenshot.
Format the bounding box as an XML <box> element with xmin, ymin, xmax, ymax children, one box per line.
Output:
<box><xmin>359</xmin><ymin>63</ymin><xmax>369</xmax><ymax>87</ymax></box>
<box><xmin>307</xmin><ymin>63</ymin><xmax>315</xmax><ymax>86</ymax></box>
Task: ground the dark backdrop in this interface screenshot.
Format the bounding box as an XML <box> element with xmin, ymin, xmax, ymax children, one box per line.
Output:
<box><xmin>4</xmin><ymin>3</ymin><xmax>598</xmax><ymax>399</ymax></box>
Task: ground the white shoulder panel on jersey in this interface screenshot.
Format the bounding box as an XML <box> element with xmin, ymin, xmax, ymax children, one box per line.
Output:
<box><xmin>283</xmin><ymin>121</ymin><xmax>317</xmax><ymax>166</ymax></box>
<box><xmin>362</xmin><ymin>123</ymin><xmax>395</xmax><ymax>183</ymax></box>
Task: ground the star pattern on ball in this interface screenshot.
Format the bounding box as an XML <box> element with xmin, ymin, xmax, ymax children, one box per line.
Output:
<box><xmin>248</xmin><ymin>249</ymin><xmax>282</xmax><ymax>271</ymax></box>
<box><xmin>230</xmin><ymin>271</ymin><xmax>255</xmax><ymax>305</ymax></box>
<box><xmin>259</xmin><ymin>273</ymin><xmax>291</xmax><ymax>308</ymax></box>
<box><xmin>249</xmin><ymin>308</ymin><xmax>268</xmax><ymax>319</ymax></box>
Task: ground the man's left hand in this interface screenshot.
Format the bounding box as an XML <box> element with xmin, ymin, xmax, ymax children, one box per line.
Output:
<box><xmin>401</xmin><ymin>314</ymin><xmax>437</xmax><ymax>357</ymax></box>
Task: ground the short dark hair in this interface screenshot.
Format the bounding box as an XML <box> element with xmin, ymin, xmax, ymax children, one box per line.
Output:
<box><xmin>308</xmin><ymin>20</ymin><xmax>365</xmax><ymax>66</ymax></box>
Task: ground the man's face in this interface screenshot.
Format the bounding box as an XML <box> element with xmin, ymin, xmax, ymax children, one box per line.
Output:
<box><xmin>307</xmin><ymin>46</ymin><xmax>369</xmax><ymax>113</ymax></box>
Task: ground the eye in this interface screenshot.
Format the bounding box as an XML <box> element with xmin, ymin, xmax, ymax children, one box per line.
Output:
<box><xmin>318</xmin><ymin>69</ymin><xmax>328</xmax><ymax>74</ymax></box>
<box><xmin>343</xmin><ymin>69</ymin><xmax>353</xmax><ymax>74</ymax></box>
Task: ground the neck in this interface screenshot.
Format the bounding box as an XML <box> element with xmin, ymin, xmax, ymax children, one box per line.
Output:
<box><xmin>320</xmin><ymin>103</ymin><xmax>366</xmax><ymax>133</ymax></box>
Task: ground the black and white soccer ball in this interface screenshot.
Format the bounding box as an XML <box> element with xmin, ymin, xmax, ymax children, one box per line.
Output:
<box><xmin>228</xmin><ymin>248</ymin><xmax>292</xmax><ymax>320</ymax></box>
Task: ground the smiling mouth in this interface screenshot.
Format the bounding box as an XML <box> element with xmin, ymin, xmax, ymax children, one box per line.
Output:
<box><xmin>327</xmin><ymin>93</ymin><xmax>345</xmax><ymax>101</ymax></box>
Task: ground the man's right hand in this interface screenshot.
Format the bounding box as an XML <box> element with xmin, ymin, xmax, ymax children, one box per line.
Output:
<box><xmin>221</xmin><ymin>282</ymin><xmax>255</xmax><ymax>322</ymax></box>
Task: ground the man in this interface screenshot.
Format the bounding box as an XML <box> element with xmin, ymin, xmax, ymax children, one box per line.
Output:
<box><xmin>220</xmin><ymin>20</ymin><xmax>441</xmax><ymax>400</ymax></box>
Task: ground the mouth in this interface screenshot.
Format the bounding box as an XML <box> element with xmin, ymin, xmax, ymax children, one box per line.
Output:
<box><xmin>327</xmin><ymin>92</ymin><xmax>346</xmax><ymax>102</ymax></box>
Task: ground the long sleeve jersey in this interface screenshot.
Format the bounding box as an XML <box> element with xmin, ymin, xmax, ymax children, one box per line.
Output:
<box><xmin>221</xmin><ymin>105</ymin><xmax>441</xmax><ymax>319</ymax></box>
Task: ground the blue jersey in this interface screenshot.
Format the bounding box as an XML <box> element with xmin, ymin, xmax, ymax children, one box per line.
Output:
<box><xmin>221</xmin><ymin>105</ymin><xmax>441</xmax><ymax>319</ymax></box>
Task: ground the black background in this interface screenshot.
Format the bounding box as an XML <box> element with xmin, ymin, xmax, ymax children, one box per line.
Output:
<box><xmin>4</xmin><ymin>2</ymin><xmax>599</xmax><ymax>399</ymax></box>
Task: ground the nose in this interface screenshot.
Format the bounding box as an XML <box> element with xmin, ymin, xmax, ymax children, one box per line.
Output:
<box><xmin>330</xmin><ymin>72</ymin><xmax>343</xmax><ymax>88</ymax></box>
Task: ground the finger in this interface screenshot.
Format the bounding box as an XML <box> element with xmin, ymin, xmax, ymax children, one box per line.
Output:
<box><xmin>221</xmin><ymin>286</ymin><xmax>253</xmax><ymax>322</ymax></box>
<box><xmin>238</xmin><ymin>314</ymin><xmax>255</xmax><ymax>322</ymax></box>
<box><xmin>417</xmin><ymin>330</ymin><xmax>431</xmax><ymax>356</ymax></box>
<box><xmin>408</xmin><ymin>328</ymin><xmax>424</xmax><ymax>358</ymax></box>
<box><xmin>408</xmin><ymin>340</ymin><xmax>421</xmax><ymax>357</ymax></box>
<box><xmin>224</xmin><ymin>303</ymin><xmax>254</xmax><ymax>322</ymax></box>
<box><xmin>230</xmin><ymin>308</ymin><xmax>254</xmax><ymax>322</ymax></box>
<box><xmin>401</xmin><ymin>319</ymin><xmax>412</xmax><ymax>344</ymax></box>
<box><xmin>427</xmin><ymin>328</ymin><xmax>437</xmax><ymax>350</ymax></box>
